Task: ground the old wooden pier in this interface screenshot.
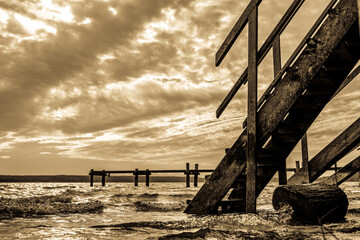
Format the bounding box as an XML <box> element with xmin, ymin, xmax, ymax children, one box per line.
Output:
<box><xmin>185</xmin><ymin>0</ymin><xmax>360</xmax><ymax>214</ymax></box>
<box><xmin>89</xmin><ymin>163</ymin><xmax>213</xmax><ymax>187</ymax></box>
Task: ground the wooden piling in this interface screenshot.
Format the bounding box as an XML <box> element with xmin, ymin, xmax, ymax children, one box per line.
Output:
<box><xmin>273</xmin><ymin>35</ymin><xmax>287</xmax><ymax>185</ymax></box>
<box><xmin>185</xmin><ymin>163</ymin><xmax>190</xmax><ymax>187</ymax></box>
<box><xmin>134</xmin><ymin>168</ymin><xmax>138</xmax><ymax>187</ymax></box>
<box><xmin>194</xmin><ymin>164</ymin><xmax>199</xmax><ymax>187</ymax></box>
<box><xmin>246</xmin><ymin>6</ymin><xmax>258</xmax><ymax>213</ymax></box>
<box><xmin>301</xmin><ymin>133</ymin><xmax>310</xmax><ymax>183</ymax></box>
<box><xmin>101</xmin><ymin>170</ymin><xmax>106</xmax><ymax>187</ymax></box>
<box><xmin>296</xmin><ymin>161</ymin><xmax>300</xmax><ymax>172</ymax></box>
<box><xmin>146</xmin><ymin>169</ymin><xmax>150</xmax><ymax>187</ymax></box>
<box><xmin>90</xmin><ymin>169</ymin><xmax>94</xmax><ymax>187</ymax></box>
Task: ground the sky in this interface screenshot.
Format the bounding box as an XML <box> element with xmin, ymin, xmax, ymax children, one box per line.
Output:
<box><xmin>0</xmin><ymin>0</ymin><xmax>359</xmax><ymax>175</ymax></box>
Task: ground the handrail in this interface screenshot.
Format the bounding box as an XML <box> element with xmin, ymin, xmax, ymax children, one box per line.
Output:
<box><xmin>256</xmin><ymin>0</ymin><xmax>339</xmax><ymax>110</ymax></box>
<box><xmin>216</xmin><ymin>0</ymin><xmax>305</xmax><ymax>118</ymax></box>
<box><xmin>215</xmin><ymin>0</ymin><xmax>262</xmax><ymax>67</ymax></box>
<box><xmin>242</xmin><ymin>0</ymin><xmax>339</xmax><ymax>127</ymax></box>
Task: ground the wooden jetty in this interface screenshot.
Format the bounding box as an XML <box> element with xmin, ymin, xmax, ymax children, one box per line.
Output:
<box><xmin>89</xmin><ymin>163</ymin><xmax>213</xmax><ymax>187</ymax></box>
<box><xmin>185</xmin><ymin>0</ymin><xmax>359</xmax><ymax>214</ymax></box>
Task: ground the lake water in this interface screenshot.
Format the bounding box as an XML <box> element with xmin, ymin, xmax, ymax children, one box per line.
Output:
<box><xmin>0</xmin><ymin>181</ymin><xmax>359</xmax><ymax>239</ymax></box>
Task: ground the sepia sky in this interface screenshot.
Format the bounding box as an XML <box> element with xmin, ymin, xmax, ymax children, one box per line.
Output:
<box><xmin>0</xmin><ymin>0</ymin><xmax>359</xmax><ymax>175</ymax></box>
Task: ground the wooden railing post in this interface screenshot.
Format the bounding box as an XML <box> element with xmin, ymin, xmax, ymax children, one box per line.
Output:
<box><xmin>134</xmin><ymin>168</ymin><xmax>138</xmax><ymax>187</ymax></box>
<box><xmin>246</xmin><ymin>6</ymin><xmax>258</xmax><ymax>213</ymax></box>
<box><xmin>186</xmin><ymin>163</ymin><xmax>190</xmax><ymax>187</ymax></box>
<box><xmin>301</xmin><ymin>133</ymin><xmax>310</xmax><ymax>183</ymax></box>
<box><xmin>194</xmin><ymin>164</ymin><xmax>199</xmax><ymax>187</ymax></box>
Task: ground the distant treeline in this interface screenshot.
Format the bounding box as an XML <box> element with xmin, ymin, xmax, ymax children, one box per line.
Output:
<box><xmin>0</xmin><ymin>175</ymin><xmax>206</xmax><ymax>183</ymax></box>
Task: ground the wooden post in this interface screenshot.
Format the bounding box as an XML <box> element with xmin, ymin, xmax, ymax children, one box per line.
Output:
<box><xmin>301</xmin><ymin>133</ymin><xmax>310</xmax><ymax>183</ymax></box>
<box><xmin>186</xmin><ymin>163</ymin><xmax>190</xmax><ymax>188</ymax></box>
<box><xmin>146</xmin><ymin>169</ymin><xmax>150</xmax><ymax>187</ymax></box>
<box><xmin>246</xmin><ymin>6</ymin><xmax>258</xmax><ymax>213</ymax></box>
<box><xmin>273</xmin><ymin>35</ymin><xmax>287</xmax><ymax>185</ymax></box>
<box><xmin>101</xmin><ymin>170</ymin><xmax>106</xmax><ymax>187</ymax></box>
<box><xmin>194</xmin><ymin>164</ymin><xmax>199</xmax><ymax>187</ymax></box>
<box><xmin>90</xmin><ymin>169</ymin><xmax>94</xmax><ymax>187</ymax></box>
<box><xmin>134</xmin><ymin>168</ymin><xmax>138</xmax><ymax>187</ymax></box>
<box><xmin>296</xmin><ymin>161</ymin><xmax>300</xmax><ymax>172</ymax></box>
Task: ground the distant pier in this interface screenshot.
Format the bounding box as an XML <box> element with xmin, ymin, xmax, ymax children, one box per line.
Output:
<box><xmin>89</xmin><ymin>163</ymin><xmax>213</xmax><ymax>187</ymax></box>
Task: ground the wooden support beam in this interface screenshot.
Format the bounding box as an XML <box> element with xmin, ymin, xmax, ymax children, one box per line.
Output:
<box><xmin>194</xmin><ymin>164</ymin><xmax>199</xmax><ymax>187</ymax></box>
<box><xmin>273</xmin><ymin>35</ymin><xmax>287</xmax><ymax>185</ymax></box>
<box><xmin>146</xmin><ymin>169</ymin><xmax>150</xmax><ymax>187</ymax></box>
<box><xmin>134</xmin><ymin>168</ymin><xmax>138</xmax><ymax>187</ymax></box>
<box><xmin>301</xmin><ymin>133</ymin><xmax>310</xmax><ymax>183</ymax></box>
<box><xmin>186</xmin><ymin>163</ymin><xmax>190</xmax><ymax>188</ymax></box>
<box><xmin>246</xmin><ymin>6</ymin><xmax>258</xmax><ymax>213</ymax></box>
<box><xmin>289</xmin><ymin>118</ymin><xmax>360</xmax><ymax>184</ymax></box>
<box><xmin>323</xmin><ymin>156</ymin><xmax>360</xmax><ymax>186</ymax></box>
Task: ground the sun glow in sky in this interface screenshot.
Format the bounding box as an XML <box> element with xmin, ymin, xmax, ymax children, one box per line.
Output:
<box><xmin>0</xmin><ymin>0</ymin><xmax>358</xmax><ymax>174</ymax></box>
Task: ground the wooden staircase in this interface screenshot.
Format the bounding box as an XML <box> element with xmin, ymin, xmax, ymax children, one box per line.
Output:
<box><xmin>185</xmin><ymin>0</ymin><xmax>359</xmax><ymax>214</ymax></box>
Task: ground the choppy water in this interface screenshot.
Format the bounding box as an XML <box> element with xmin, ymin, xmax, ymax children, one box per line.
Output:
<box><xmin>0</xmin><ymin>181</ymin><xmax>359</xmax><ymax>239</ymax></box>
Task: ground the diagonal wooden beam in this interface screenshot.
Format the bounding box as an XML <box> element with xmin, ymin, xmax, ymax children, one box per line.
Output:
<box><xmin>322</xmin><ymin>156</ymin><xmax>360</xmax><ymax>186</ymax></box>
<box><xmin>215</xmin><ymin>0</ymin><xmax>262</xmax><ymax>67</ymax></box>
<box><xmin>288</xmin><ymin>118</ymin><xmax>360</xmax><ymax>184</ymax></box>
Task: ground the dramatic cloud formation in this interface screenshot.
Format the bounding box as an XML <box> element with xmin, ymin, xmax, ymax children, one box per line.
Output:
<box><xmin>0</xmin><ymin>0</ymin><xmax>358</xmax><ymax>174</ymax></box>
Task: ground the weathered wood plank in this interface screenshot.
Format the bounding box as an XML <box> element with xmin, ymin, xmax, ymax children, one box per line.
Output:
<box><xmin>246</xmin><ymin>7</ymin><xmax>258</xmax><ymax>213</ymax></box>
<box><xmin>289</xmin><ymin>118</ymin><xmax>360</xmax><ymax>184</ymax></box>
<box><xmin>323</xmin><ymin>156</ymin><xmax>360</xmax><ymax>186</ymax></box>
<box><xmin>215</xmin><ymin>0</ymin><xmax>262</xmax><ymax>67</ymax></box>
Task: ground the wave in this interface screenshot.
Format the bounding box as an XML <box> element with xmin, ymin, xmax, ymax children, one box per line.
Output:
<box><xmin>157</xmin><ymin>227</ymin><xmax>312</xmax><ymax>240</ymax></box>
<box><xmin>168</xmin><ymin>193</ymin><xmax>194</xmax><ymax>198</ymax></box>
<box><xmin>110</xmin><ymin>193</ymin><xmax>159</xmax><ymax>200</ymax></box>
<box><xmin>91</xmin><ymin>220</ymin><xmax>198</xmax><ymax>230</ymax></box>
<box><xmin>42</xmin><ymin>186</ymin><xmax>76</xmax><ymax>190</ymax></box>
<box><xmin>0</xmin><ymin>194</ymin><xmax>104</xmax><ymax>220</ymax></box>
<box><xmin>134</xmin><ymin>201</ymin><xmax>186</xmax><ymax>212</ymax></box>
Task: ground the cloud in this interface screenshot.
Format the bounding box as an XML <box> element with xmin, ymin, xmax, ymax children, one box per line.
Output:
<box><xmin>0</xmin><ymin>0</ymin><xmax>358</xmax><ymax>174</ymax></box>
